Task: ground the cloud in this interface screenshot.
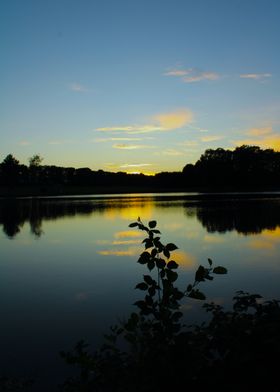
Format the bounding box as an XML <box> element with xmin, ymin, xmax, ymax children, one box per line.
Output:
<box><xmin>200</xmin><ymin>135</ymin><xmax>224</xmax><ymax>142</ymax></box>
<box><xmin>246</xmin><ymin>127</ymin><xmax>273</xmax><ymax>136</ymax></box>
<box><xmin>240</xmin><ymin>73</ymin><xmax>271</xmax><ymax>80</ymax></box>
<box><xmin>69</xmin><ymin>82</ymin><xmax>88</xmax><ymax>92</ymax></box>
<box><xmin>119</xmin><ymin>163</ymin><xmax>152</xmax><ymax>168</ymax></box>
<box><xmin>161</xmin><ymin>149</ymin><xmax>184</xmax><ymax>156</ymax></box>
<box><xmin>183</xmin><ymin>72</ymin><xmax>219</xmax><ymax>83</ymax></box>
<box><xmin>93</xmin><ymin>137</ymin><xmax>143</xmax><ymax>143</ymax></box>
<box><xmin>97</xmin><ymin>125</ymin><xmax>162</xmax><ymax>133</ymax></box>
<box><xmin>234</xmin><ymin>136</ymin><xmax>280</xmax><ymax>151</ymax></box>
<box><xmin>234</xmin><ymin>126</ymin><xmax>280</xmax><ymax>151</ymax></box>
<box><xmin>164</xmin><ymin>67</ymin><xmax>220</xmax><ymax>83</ymax></box>
<box><xmin>19</xmin><ymin>140</ymin><xmax>31</xmax><ymax>146</ymax></box>
<box><xmin>113</xmin><ymin>144</ymin><xmax>155</xmax><ymax>150</ymax></box>
<box><xmin>153</xmin><ymin>109</ymin><xmax>193</xmax><ymax>129</ymax></box>
<box><xmin>96</xmin><ymin>109</ymin><xmax>193</xmax><ymax>135</ymax></box>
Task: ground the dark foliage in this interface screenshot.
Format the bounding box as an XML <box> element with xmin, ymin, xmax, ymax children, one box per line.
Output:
<box><xmin>1</xmin><ymin>145</ymin><xmax>280</xmax><ymax>194</ymax></box>
<box><xmin>60</xmin><ymin>219</ymin><xmax>280</xmax><ymax>392</ymax></box>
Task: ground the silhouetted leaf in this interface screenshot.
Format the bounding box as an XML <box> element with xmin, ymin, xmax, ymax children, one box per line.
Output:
<box><xmin>167</xmin><ymin>260</ymin><xmax>179</xmax><ymax>269</ymax></box>
<box><xmin>147</xmin><ymin>260</ymin><xmax>155</xmax><ymax>271</ymax></box>
<box><xmin>163</xmin><ymin>248</ymin><xmax>170</xmax><ymax>259</ymax></box>
<box><xmin>186</xmin><ymin>284</ymin><xmax>192</xmax><ymax>292</ymax></box>
<box><xmin>151</xmin><ymin>248</ymin><xmax>157</xmax><ymax>258</ymax></box>
<box><xmin>171</xmin><ymin>311</ymin><xmax>183</xmax><ymax>322</ymax></box>
<box><xmin>143</xmin><ymin>239</ymin><xmax>153</xmax><ymax>249</ymax></box>
<box><xmin>156</xmin><ymin>258</ymin><xmax>166</xmax><ymax>269</ymax></box>
<box><xmin>166</xmin><ymin>243</ymin><xmax>178</xmax><ymax>251</ymax></box>
<box><xmin>138</xmin><ymin>251</ymin><xmax>150</xmax><ymax>264</ymax></box>
<box><xmin>188</xmin><ymin>289</ymin><xmax>206</xmax><ymax>300</ymax></box>
<box><xmin>208</xmin><ymin>258</ymin><xmax>213</xmax><ymax>266</ymax></box>
<box><xmin>213</xmin><ymin>266</ymin><xmax>227</xmax><ymax>274</ymax></box>
<box><xmin>148</xmin><ymin>220</ymin><xmax>157</xmax><ymax>228</ymax></box>
<box><xmin>135</xmin><ymin>282</ymin><xmax>148</xmax><ymax>290</ymax></box>
<box><xmin>129</xmin><ymin>222</ymin><xmax>138</xmax><ymax>227</ymax></box>
<box><xmin>195</xmin><ymin>265</ymin><xmax>206</xmax><ymax>282</ymax></box>
<box><xmin>143</xmin><ymin>275</ymin><xmax>154</xmax><ymax>285</ymax></box>
<box><xmin>166</xmin><ymin>269</ymin><xmax>178</xmax><ymax>282</ymax></box>
<box><xmin>151</xmin><ymin>229</ymin><xmax>161</xmax><ymax>234</ymax></box>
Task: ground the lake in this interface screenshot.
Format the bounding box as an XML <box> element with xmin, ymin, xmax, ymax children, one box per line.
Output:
<box><xmin>1</xmin><ymin>193</ymin><xmax>280</xmax><ymax>390</ymax></box>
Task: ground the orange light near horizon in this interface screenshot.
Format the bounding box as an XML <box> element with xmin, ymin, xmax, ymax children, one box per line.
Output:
<box><xmin>125</xmin><ymin>171</ymin><xmax>155</xmax><ymax>176</ymax></box>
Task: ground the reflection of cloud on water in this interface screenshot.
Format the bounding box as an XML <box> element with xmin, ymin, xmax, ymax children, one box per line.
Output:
<box><xmin>163</xmin><ymin>222</ymin><xmax>184</xmax><ymax>232</ymax></box>
<box><xmin>248</xmin><ymin>227</ymin><xmax>280</xmax><ymax>252</ymax></box>
<box><xmin>172</xmin><ymin>250</ymin><xmax>196</xmax><ymax>269</ymax></box>
<box><xmin>97</xmin><ymin>247</ymin><xmax>140</xmax><ymax>257</ymax></box>
<box><xmin>114</xmin><ymin>230</ymin><xmax>143</xmax><ymax>239</ymax></box>
<box><xmin>203</xmin><ymin>235</ymin><xmax>225</xmax><ymax>244</ymax></box>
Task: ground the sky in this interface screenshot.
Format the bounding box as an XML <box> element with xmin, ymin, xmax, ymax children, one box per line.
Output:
<box><xmin>1</xmin><ymin>0</ymin><xmax>280</xmax><ymax>175</ymax></box>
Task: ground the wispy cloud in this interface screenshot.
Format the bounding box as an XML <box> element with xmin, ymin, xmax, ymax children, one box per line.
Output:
<box><xmin>240</xmin><ymin>73</ymin><xmax>271</xmax><ymax>80</ymax></box>
<box><xmin>246</xmin><ymin>126</ymin><xmax>272</xmax><ymax>136</ymax></box>
<box><xmin>113</xmin><ymin>144</ymin><xmax>155</xmax><ymax>150</ymax></box>
<box><xmin>159</xmin><ymin>149</ymin><xmax>184</xmax><ymax>156</ymax></box>
<box><xmin>19</xmin><ymin>140</ymin><xmax>31</xmax><ymax>146</ymax></box>
<box><xmin>153</xmin><ymin>109</ymin><xmax>193</xmax><ymax>129</ymax></box>
<box><xmin>69</xmin><ymin>82</ymin><xmax>88</xmax><ymax>92</ymax></box>
<box><xmin>119</xmin><ymin>163</ymin><xmax>152</xmax><ymax>168</ymax></box>
<box><xmin>96</xmin><ymin>109</ymin><xmax>193</xmax><ymax>134</ymax></box>
<box><xmin>200</xmin><ymin>135</ymin><xmax>223</xmax><ymax>142</ymax></box>
<box><xmin>93</xmin><ymin>137</ymin><xmax>143</xmax><ymax>143</ymax></box>
<box><xmin>234</xmin><ymin>126</ymin><xmax>280</xmax><ymax>151</ymax></box>
<box><xmin>164</xmin><ymin>67</ymin><xmax>220</xmax><ymax>83</ymax></box>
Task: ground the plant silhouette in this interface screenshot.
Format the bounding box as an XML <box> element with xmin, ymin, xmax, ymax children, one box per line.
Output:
<box><xmin>60</xmin><ymin>219</ymin><xmax>280</xmax><ymax>391</ymax></box>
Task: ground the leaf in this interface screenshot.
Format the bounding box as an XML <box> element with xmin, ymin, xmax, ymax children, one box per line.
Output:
<box><xmin>208</xmin><ymin>258</ymin><xmax>213</xmax><ymax>266</ymax></box>
<box><xmin>171</xmin><ymin>311</ymin><xmax>183</xmax><ymax>322</ymax></box>
<box><xmin>163</xmin><ymin>248</ymin><xmax>170</xmax><ymax>259</ymax></box>
<box><xmin>152</xmin><ymin>229</ymin><xmax>161</xmax><ymax>234</ymax></box>
<box><xmin>151</xmin><ymin>248</ymin><xmax>157</xmax><ymax>258</ymax></box>
<box><xmin>188</xmin><ymin>289</ymin><xmax>206</xmax><ymax>300</ymax></box>
<box><xmin>147</xmin><ymin>260</ymin><xmax>155</xmax><ymax>271</ymax></box>
<box><xmin>213</xmin><ymin>266</ymin><xmax>228</xmax><ymax>274</ymax></box>
<box><xmin>166</xmin><ymin>269</ymin><xmax>178</xmax><ymax>282</ymax></box>
<box><xmin>138</xmin><ymin>251</ymin><xmax>150</xmax><ymax>264</ymax></box>
<box><xmin>186</xmin><ymin>284</ymin><xmax>192</xmax><ymax>292</ymax></box>
<box><xmin>167</xmin><ymin>260</ymin><xmax>178</xmax><ymax>269</ymax></box>
<box><xmin>148</xmin><ymin>220</ymin><xmax>157</xmax><ymax>229</ymax></box>
<box><xmin>143</xmin><ymin>275</ymin><xmax>154</xmax><ymax>285</ymax></box>
<box><xmin>156</xmin><ymin>258</ymin><xmax>166</xmax><ymax>269</ymax></box>
<box><xmin>129</xmin><ymin>222</ymin><xmax>138</xmax><ymax>227</ymax></box>
<box><xmin>135</xmin><ymin>282</ymin><xmax>148</xmax><ymax>290</ymax></box>
<box><xmin>166</xmin><ymin>243</ymin><xmax>178</xmax><ymax>251</ymax></box>
<box><xmin>143</xmin><ymin>239</ymin><xmax>153</xmax><ymax>249</ymax></box>
<box><xmin>195</xmin><ymin>265</ymin><xmax>206</xmax><ymax>282</ymax></box>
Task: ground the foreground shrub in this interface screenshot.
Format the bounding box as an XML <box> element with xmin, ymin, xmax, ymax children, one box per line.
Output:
<box><xmin>60</xmin><ymin>219</ymin><xmax>280</xmax><ymax>392</ymax></box>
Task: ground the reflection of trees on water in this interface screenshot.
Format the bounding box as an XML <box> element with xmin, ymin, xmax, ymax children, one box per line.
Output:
<box><xmin>0</xmin><ymin>198</ymin><xmax>151</xmax><ymax>238</ymax></box>
<box><xmin>1</xmin><ymin>196</ymin><xmax>280</xmax><ymax>238</ymax></box>
<box><xmin>189</xmin><ymin>199</ymin><xmax>280</xmax><ymax>235</ymax></box>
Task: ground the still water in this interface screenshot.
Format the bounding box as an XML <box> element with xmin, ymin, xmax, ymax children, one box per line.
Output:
<box><xmin>1</xmin><ymin>193</ymin><xmax>280</xmax><ymax>389</ymax></box>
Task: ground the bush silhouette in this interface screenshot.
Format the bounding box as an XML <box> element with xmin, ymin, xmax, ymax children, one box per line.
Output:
<box><xmin>60</xmin><ymin>219</ymin><xmax>280</xmax><ymax>392</ymax></box>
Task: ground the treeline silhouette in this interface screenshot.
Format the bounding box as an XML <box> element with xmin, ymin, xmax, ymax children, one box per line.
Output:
<box><xmin>0</xmin><ymin>145</ymin><xmax>280</xmax><ymax>194</ymax></box>
<box><xmin>1</xmin><ymin>196</ymin><xmax>280</xmax><ymax>239</ymax></box>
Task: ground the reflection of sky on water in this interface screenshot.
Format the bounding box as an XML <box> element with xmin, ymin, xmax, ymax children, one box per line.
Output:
<box><xmin>0</xmin><ymin>195</ymin><xmax>280</xmax><ymax>389</ymax></box>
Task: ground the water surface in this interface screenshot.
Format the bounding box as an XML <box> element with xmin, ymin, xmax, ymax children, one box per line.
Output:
<box><xmin>1</xmin><ymin>193</ymin><xmax>280</xmax><ymax>389</ymax></box>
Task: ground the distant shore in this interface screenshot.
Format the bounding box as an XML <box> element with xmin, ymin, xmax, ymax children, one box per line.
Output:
<box><xmin>1</xmin><ymin>185</ymin><xmax>280</xmax><ymax>198</ymax></box>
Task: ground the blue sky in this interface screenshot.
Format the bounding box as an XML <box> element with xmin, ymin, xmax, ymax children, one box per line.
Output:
<box><xmin>1</xmin><ymin>0</ymin><xmax>280</xmax><ymax>174</ymax></box>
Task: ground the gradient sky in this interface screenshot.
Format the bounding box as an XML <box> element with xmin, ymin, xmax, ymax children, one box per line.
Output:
<box><xmin>1</xmin><ymin>0</ymin><xmax>280</xmax><ymax>174</ymax></box>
